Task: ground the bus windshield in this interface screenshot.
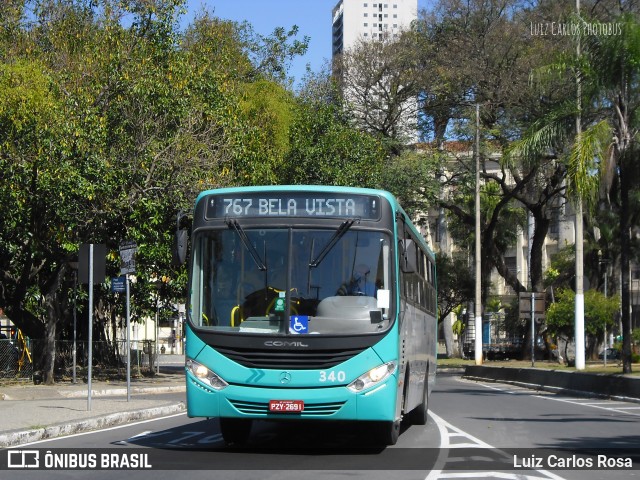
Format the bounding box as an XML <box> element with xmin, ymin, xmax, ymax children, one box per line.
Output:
<box><xmin>189</xmin><ymin>227</ymin><xmax>393</xmax><ymax>336</ymax></box>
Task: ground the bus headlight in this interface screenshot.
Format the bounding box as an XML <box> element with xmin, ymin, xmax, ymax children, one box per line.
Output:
<box><xmin>186</xmin><ymin>359</ymin><xmax>228</xmax><ymax>390</ymax></box>
<box><xmin>347</xmin><ymin>361</ymin><xmax>397</xmax><ymax>392</ymax></box>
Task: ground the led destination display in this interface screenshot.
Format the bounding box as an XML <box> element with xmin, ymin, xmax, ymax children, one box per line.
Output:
<box><xmin>204</xmin><ymin>193</ymin><xmax>382</xmax><ymax>220</ymax></box>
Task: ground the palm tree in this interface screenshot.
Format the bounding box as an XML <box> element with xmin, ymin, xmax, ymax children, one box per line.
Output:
<box><xmin>581</xmin><ymin>14</ymin><xmax>640</xmax><ymax>373</ymax></box>
<box><xmin>510</xmin><ymin>13</ymin><xmax>640</xmax><ymax>373</ymax></box>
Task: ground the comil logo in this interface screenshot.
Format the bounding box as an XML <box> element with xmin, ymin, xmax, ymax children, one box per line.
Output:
<box><xmin>8</xmin><ymin>450</ymin><xmax>40</xmax><ymax>469</ymax></box>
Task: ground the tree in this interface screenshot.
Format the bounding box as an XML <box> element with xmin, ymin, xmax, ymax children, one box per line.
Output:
<box><xmin>0</xmin><ymin>0</ymin><xmax>315</xmax><ymax>383</ymax></box>
<box><xmin>436</xmin><ymin>253</ymin><xmax>475</xmax><ymax>358</ymax></box>
<box><xmin>411</xmin><ymin>0</ymin><xmax>576</xmax><ymax>313</ymax></box>
<box><xmin>414</xmin><ymin>0</ymin><xmax>571</xmax><ymax>147</ymax></box>
<box><xmin>547</xmin><ymin>288</ymin><xmax>619</xmax><ymax>362</ymax></box>
<box><xmin>283</xmin><ymin>71</ymin><xmax>387</xmax><ymax>187</ymax></box>
<box><xmin>336</xmin><ymin>32</ymin><xmax>421</xmax><ymax>148</ymax></box>
<box><xmin>513</xmin><ymin>12</ymin><xmax>640</xmax><ymax>373</ymax></box>
<box><xmin>582</xmin><ymin>14</ymin><xmax>640</xmax><ymax>374</ymax></box>
<box><xmin>378</xmin><ymin>149</ymin><xmax>442</xmax><ymax>221</ymax></box>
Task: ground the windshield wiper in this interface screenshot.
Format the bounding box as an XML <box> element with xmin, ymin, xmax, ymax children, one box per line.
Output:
<box><xmin>309</xmin><ymin>219</ymin><xmax>356</xmax><ymax>268</ymax></box>
<box><xmin>226</xmin><ymin>218</ymin><xmax>266</xmax><ymax>271</ymax></box>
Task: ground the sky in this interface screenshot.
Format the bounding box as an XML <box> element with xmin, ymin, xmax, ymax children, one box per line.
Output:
<box><xmin>182</xmin><ymin>0</ymin><xmax>432</xmax><ymax>87</ymax></box>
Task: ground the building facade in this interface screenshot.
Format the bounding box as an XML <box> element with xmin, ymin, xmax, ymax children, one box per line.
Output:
<box><xmin>418</xmin><ymin>146</ymin><xmax>640</xmax><ymax>356</ymax></box>
<box><xmin>332</xmin><ymin>0</ymin><xmax>418</xmax><ymax>56</ymax></box>
<box><xmin>332</xmin><ymin>0</ymin><xmax>419</xmax><ymax>143</ymax></box>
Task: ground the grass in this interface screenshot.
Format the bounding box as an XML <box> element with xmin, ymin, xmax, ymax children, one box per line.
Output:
<box><xmin>437</xmin><ymin>357</ymin><xmax>640</xmax><ymax>376</ymax></box>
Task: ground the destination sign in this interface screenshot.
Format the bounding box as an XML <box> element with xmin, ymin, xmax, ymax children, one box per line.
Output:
<box><xmin>204</xmin><ymin>193</ymin><xmax>381</xmax><ymax>220</ymax></box>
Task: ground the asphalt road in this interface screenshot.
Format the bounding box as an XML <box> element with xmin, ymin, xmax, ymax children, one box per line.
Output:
<box><xmin>4</xmin><ymin>373</ymin><xmax>640</xmax><ymax>480</ymax></box>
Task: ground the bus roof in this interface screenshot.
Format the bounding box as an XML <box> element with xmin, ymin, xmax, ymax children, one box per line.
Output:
<box><xmin>195</xmin><ymin>185</ymin><xmax>397</xmax><ymax>206</ymax></box>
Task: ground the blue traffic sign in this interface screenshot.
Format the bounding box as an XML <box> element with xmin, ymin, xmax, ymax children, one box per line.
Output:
<box><xmin>111</xmin><ymin>276</ymin><xmax>126</xmax><ymax>293</ymax></box>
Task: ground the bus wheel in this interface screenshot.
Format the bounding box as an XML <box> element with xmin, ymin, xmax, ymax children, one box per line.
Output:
<box><xmin>375</xmin><ymin>419</ymin><xmax>400</xmax><ymax>446</ymax></box>
<box><xmin>219</xmin><ymin>418</ymin><xmax>252</xmax><ymax>446</ymax></box>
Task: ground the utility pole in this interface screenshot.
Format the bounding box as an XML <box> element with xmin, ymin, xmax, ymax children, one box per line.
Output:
<box><xmin>574</xmin><ymin>0</ymin><xmax>585</xmax><ymax>370</ymax></box>
<box><xmin>474</xmin><ymin>103</ymin><xmax>483</xmax><ymax>365</ymax></box>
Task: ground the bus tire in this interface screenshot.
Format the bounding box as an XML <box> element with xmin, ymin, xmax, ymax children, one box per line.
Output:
<box><xmin>219</xmin><ymin>417</ymin><xmax>252</xmax><ymax>446</ymax></box>
<box><xmin>375</xmin><ymin>419</ymin><xmax>401</xmax><ymax>446</ymax></box>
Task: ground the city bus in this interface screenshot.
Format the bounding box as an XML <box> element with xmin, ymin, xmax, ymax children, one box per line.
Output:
<box><xmin>176</xmin><ymin>185</ymin><xmax>437</xmax><ymax>446</ymax></box>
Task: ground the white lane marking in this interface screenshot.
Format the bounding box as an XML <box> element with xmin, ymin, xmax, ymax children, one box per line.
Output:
<box><xmin>425</xmin><ymin>411</ymin><xmax>565</xmax><ymax>480</ymax></box>
<box><xmin>533</xmin><ymin>394</ymin><xmax>640</xmax><ymax>417</ymax></box>
<box><xmin>470</xmin><ymin>378</ymin><xmax>640</xmax><ymax>418</ymax></box>
<box><xmin>15</xmin><ymin>412</ymin><xmax>187</xmax><ymax>446</ymax></box>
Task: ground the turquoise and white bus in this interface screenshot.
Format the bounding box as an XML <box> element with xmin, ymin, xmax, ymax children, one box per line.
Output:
<box><xmin>177</xmin><ymin>186</ymin><xmax>437</xmax><ymax>445</ymax></box>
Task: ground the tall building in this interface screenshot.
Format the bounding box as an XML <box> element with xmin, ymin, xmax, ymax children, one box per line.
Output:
<box><xmin>332</xmin><ymin>0</ymin><xmax>418</xmax><ymax>57</ymax></box>
<box><xmin>331</xmin><ymin>0</ymin><xmax>419</xmax><ymax>143</ymax></box>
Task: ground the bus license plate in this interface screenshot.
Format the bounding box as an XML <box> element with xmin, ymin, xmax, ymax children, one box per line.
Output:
<box><xmin>269</xmin><ymin>400</ymin><xmax>304</xmax><ymax>412</ymax></box>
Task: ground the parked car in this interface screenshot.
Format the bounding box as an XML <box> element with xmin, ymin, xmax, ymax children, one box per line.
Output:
<box><xmin>598</xmin><ymin>347</ymin><xmax>620</xmax><ymax>360</ymax></box>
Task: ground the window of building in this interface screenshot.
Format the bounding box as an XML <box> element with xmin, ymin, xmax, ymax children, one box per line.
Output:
<box><xmin>384</xmin><ymin>13</ymin><xmax>388</xmax><ymax>17</ymax></box>
<box><xmin>505</xmin><ymin>257</ymin><xmax>518</xmax><ymax>278</ymax></box>
<box><xmin>393</xmin><ymin>23</ymin><xmax>397</xmax><ymax>28</ymax></box>
<box><xmin>393</xmin><ymin>14</ymin><xmax>398</xmax><ymax>18</ymax></box>
<box><xmin>364</xmin><ymin>22</ymin><xmax>368</xmax><ymax>26</ymax></box>
<box><xmin>393</xmin><ymin>4</ymin><xmax>398</xmax><ymax>7</ymax></box>
<box><xmin>364</xmin><ymin>3</ymin><xmax>368</xmax><ymax>6</ymax></box>
<box><xmin>373</xmin><ymin>23</ymin><xmax>377</xmax><ymax>27</ymax></box>
<box><xmin>364</xmin><ymin>12</ymin><xmax>368</xmax><ymax>16</ymax></box>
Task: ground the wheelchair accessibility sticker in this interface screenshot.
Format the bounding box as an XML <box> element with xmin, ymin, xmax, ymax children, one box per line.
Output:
<box><xmin>289</xmin><ymin>315</ymin><xmax>309</xmax><ymax>334</ymax></box>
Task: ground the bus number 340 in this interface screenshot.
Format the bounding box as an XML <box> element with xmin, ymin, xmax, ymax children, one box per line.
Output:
<box><xmin>319</xmin><ymin>370</ymin><xmax>346</xmax><ymax>382</ymax></box>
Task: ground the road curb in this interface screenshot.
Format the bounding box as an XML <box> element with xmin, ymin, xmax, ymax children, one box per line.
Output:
<box><xmin>463</xmin><ymin>365</ymin><xmax>640</xmax><ymax>403</ymax></box>
<box><xmin>59</xmin><ymin>385</ymin><xmax>186</xmax><ymax>398</ymax></box>
<box><xmin>0</xmin><ymin>402</ymin><xmax>186</xmax><ymax>448</ymax></box>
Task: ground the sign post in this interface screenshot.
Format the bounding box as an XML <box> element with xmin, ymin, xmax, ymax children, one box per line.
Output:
<box><xmin>519</xmin><ymin>292</ymin><xmax>546</xmax><ymax>367</ymax></box>
<box><xmin>79</xmin><ymin>244</ymin><xmax>106</xmax><ymax>411</ymax></box>
<box><xmin>119</xmin><ymin>241</ymin><xmax>137</xmax><ymax>402</ymax></box>
<box><xmin>88</xmin><ymin>244</ymin><xmax>93</xmax><ymax>411</ymax></box>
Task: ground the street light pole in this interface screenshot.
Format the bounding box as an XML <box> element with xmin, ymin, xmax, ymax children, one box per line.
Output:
<box><xmin>574</xmin><ymin>0</ymin><xmax>586</xmax><ymax>371</ymax></box>
<box><xmin>474</xmin><ymin>103</ymin><xmax>483</xmax><ymax>365</ymax></box>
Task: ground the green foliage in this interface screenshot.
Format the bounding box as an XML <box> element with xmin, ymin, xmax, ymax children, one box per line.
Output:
<box><xmin>282</xmin><ymin>82</ymin><xmax>386</xmax><ymax>186</ymax></box>
<box><xmin>546</xmin><ymin>289</ymin><xmax>619</xmax><ymax>340</ymax></box>
<box><xmin>237</xmin><ymin>79</ymin><xmax>295</xmax><ymax>184</ymax></box>
<box><xmin>378</xmin><ymin>150</ymin><xmax>441</xmax><ymax>222</ymax></box>
<box><xmin>435</xmin><ymin>253</ymin><xmax>474</xmax><ymax>324</ymax></box>
<box><xmin>0</xmin><ymin>0</ymin><xmax>386</xmax><ymax>363</ymax></box>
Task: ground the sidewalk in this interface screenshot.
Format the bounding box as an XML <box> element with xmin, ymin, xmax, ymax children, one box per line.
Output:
<box><xmin>0</xmin><ymin>366</ymin><xmax>186</xmax><ymax>448</ymax></box>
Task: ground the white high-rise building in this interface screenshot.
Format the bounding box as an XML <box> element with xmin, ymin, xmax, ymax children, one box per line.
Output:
<box><xmin>332</xmin><ymin>0</ymin><xmax>419</xmax><ymax>143</ymax></box>
<box><xmin>332</xmin><ymin>0</ymin><xmax>418</xmax><ymax>56</ymax></box>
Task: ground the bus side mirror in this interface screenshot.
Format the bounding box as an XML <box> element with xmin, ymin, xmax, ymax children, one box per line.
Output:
<box><xmin>172</xmin><ymin>211</ymin><xmax>190</xmax><ymax>266</ymax></box>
